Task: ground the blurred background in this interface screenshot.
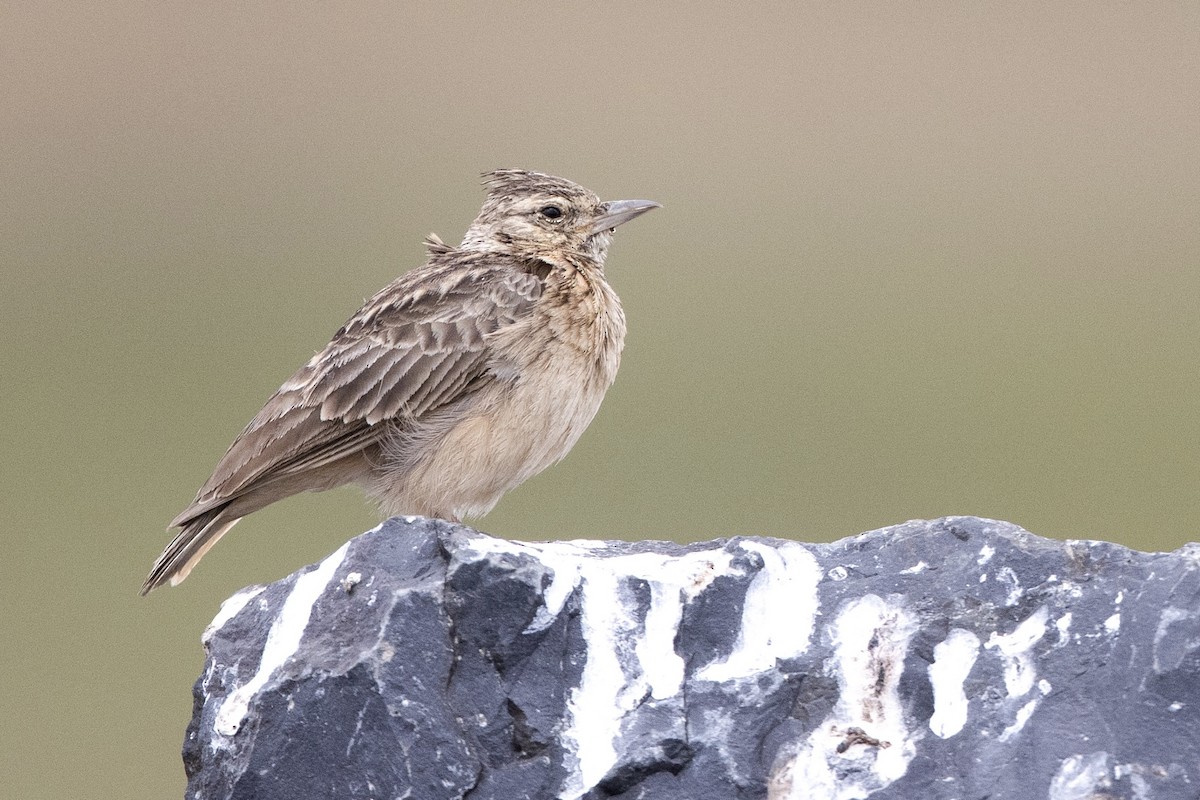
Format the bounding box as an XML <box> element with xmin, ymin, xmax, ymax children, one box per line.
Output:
<box><xmin>3</xmin><ymin>3</ymin><xmax>1197</xmax><ymax>797</ymax></box>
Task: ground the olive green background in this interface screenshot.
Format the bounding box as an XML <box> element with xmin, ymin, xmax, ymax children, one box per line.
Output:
<box><xmin>3</xmin><ymin>3</ymin><xmax>1197</xmax><ymax>797</ymax></box>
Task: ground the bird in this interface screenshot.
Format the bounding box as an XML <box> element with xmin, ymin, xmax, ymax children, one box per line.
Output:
<box><xmin>141</xmin><ymin>170</ymin><xmax>659</xmax><ymax>594</ymax></box>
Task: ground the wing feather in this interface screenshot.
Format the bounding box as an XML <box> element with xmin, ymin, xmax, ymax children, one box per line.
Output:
<box><xmin>172</xmin><ymin>258</ymin><xmax>544</xmax><ymax>527</ymax></box>
<box><xmin>406</xmin><ymin>349</ymin><xmax>472</xmax><ymax>417</ymax></box>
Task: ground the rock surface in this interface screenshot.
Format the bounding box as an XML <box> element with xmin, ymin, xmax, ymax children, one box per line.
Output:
<box><xmin>185</xmin><ymin>516</ymin><xmax>1200</xmax><ymax>799</ymax></box>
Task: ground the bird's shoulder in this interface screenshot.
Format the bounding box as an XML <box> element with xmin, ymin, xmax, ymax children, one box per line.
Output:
<box><xmin>284</xmin><ymin>248</ymin><xmax>549</xmax><ymax>420</ymax></box>
<box><xmin>336</xmin><ymin>248</ymin><xmax>546</xmax><ymax>347</ymax></box>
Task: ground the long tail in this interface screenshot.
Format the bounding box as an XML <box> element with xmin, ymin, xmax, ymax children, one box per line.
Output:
<box><xmin>140</xmin><ymin>509</ymin><xmax>241</xmax><ymax>595</ymax></box>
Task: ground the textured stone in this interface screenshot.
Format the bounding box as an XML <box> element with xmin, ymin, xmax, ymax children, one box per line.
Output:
<box><xmin>184</xmin><ymin>516</ymin><xmax>1200</xmax><ymax>799</ymax></box>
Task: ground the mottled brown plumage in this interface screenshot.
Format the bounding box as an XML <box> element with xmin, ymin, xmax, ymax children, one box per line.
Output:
<box><xmin>141</xmin><ymin>170</ymin><xmax>659</xmax><ymax>594</ymax></box>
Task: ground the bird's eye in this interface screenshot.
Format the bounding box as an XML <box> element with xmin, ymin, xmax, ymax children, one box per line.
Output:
<box><xmin>539</xmin><ymin>205</ymin><xmax>564</xmax><ymax>220</ymax></box>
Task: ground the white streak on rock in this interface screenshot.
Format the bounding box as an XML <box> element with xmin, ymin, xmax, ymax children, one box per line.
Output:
<box><xmin>998</xmin><ymin>697</ymin><xmax>1040</xmax><ymax>742</ymax></box>
<box><xmin>462</xmin><ymin>537</ymin><xmax>740</xmax><ymax>800</ymax></box>
<box><xmin>561</xmin><ymin>563</ymin><xmax>624</xmax><ymax>797</ymax></box>
<box><xmin>559</xmin><ymin>546</ymin><xmax>737</xmax><ymax>800</ymax></box>
<box><xmin>928</xmin><ymin>629</ymin><xmax>980</xmax><ymax>738</ymax></box>
<box><xmin>458</xmin><ymin>537</ymin><xmax>587</xmax><ymax>632</ymax></box>
<box><xmin>1048</xmin><ymin>752</ymin><xmax>1111</xmax><ymax>800</ymax></box>
<box><xmin>697</xmin><ymin>541</ymin><xmax>822</xmax><ymax>683</ymax></box>
<box><xmin>1152</xmin><ymin>605</ymin><xmax>1193</xmax><ymax>673</ymax></box>
<box><xmin>202</xmin><ymin>586</ymin><xmax>265</xmax><ymax>645</ymax></box>
<box><xmin>632</xmin><ymin>561</ymin><xmax>695</xmax><ymax>699</ymax></box>
<box><xmin>1054</xmin><ymin>612</ymin><xmax>1073</xmax><ymax>646</ymax></box>
<box><xmin>977</xmin><ymin>544</ymin><xmax>995</xmax><ymax>565</ymax></box>
<box><xmin>213</xmin><ymin>542</ymin><xmax>349</xmax><ymax>738</ymax></box>
<box><xmin>996</xmin><ymin>566</ymin><xmax>1023</xmax><ymax>606</ymax></box>
<box><xmin>459</xmin><ymin>538</ymin><xmax>821</xmax><ymax>799</ymax></box>
<box><xmin>985</xmin><ymin>606</ymin><xmax>1048</xmax><ymax>698</ymax></box>
<box><xmin>776</xmin><ymin>595</ymin><xmax>920</xmax><ymax>800</ymax></box>
<box><xmin>1114</xmin><ymin>761</ymin><xmax>1158</xmax><ymax>800</ymax></box>
<box><xmin>1154</xmin><ymin>606</ymin><xmax>1189</xmax><ymax>645</ymax></box>
<box><xmin>525</xmin><ymin>545</ymin><xmax>584</xmax><ymax>633</ymax></box>
<box><xmin>1104</xmin><ymin>613</ymin><xmax>1121</xmax><ymax>634</ymax></box>
<box><xmin>899</xmin><ymin>561</ymin><xmax>928</xmax><ymax>575</ymax></box>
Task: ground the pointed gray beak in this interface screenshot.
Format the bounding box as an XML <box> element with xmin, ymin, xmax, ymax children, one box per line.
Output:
<box><xmin>590</xmin><ymin>199</ymin><xmax>661</xmax><ymax>235</ymax></box>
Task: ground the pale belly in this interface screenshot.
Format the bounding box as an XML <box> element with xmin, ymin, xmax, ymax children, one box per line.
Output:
<box><xmin>371</xmin><ymin>345</ymin><xmax>617</xmax><ymax>521</ymax></box>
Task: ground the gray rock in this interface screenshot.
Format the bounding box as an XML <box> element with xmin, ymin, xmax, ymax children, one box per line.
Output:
<box><xmin>185</xmin><ymin>516</ymin><xmax>1200</xmax><ymax>799</ymax></box>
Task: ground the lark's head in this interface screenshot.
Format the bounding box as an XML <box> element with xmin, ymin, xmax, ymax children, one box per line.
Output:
<box><xmin>461</xmin><ymin>169</ymin><xmax>659</xmax><ymax>268</ymax></box>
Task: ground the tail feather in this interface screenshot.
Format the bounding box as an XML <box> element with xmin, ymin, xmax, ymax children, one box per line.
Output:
<box><xmin>143</xmin><ymin>454</ymin><xmax>374</xmax><ymax>594</ymax></box>
<box><xmin>140</xmin><ymin>510</ymin><xmax>241</xmax><ymax>595</ymax></box>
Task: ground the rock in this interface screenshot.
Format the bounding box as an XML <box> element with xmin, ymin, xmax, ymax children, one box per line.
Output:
<box><xmin>184</xmin><ymin>516</ymin><xmax>1200</xmax><ymax>799</ymax></box>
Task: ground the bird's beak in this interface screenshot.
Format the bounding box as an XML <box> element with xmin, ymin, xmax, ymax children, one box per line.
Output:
<box><xmin>590</xmin><ymin>199</ymin><xmax>662</xmax><ymax>235</ymax></box>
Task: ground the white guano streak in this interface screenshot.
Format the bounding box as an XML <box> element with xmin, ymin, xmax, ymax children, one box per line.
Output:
<box><xmin>213</xmin><ymin>542</ymin><xmax>350</xmax><ymax>737</ymax></box>
<box><xmin>927</xmin><ymin>629</ymin><xmax>981</xmax><ymax>738</ymax></box>
<box><xmin>202</xmin><ymin>586</ymin><xmax>265</xmax><ymax>645</ymax></box>
<box><xmin>778</xmin><ymin>595</ymin><xmax>920</xmax><ymax>800</ymax></box>
<box><xmin>557</xmin><ymin>545</ymin><xmax>736</xmax><ymax>800</ymax></box>
<box><xmin>982</xmin><ymin>606</ymin><xmax>1052</xmax><ymax>743</ymax></box>
<box><xmin>460</xmin><ymin>536</ymin><xmax>743</xmax><ymax>800</ymax></box>
<box><xmin>695</xmin><ymin>541</ymin><xmax>822</xmax><ymax>683</ymax></box>
<box><xmin>985</xmin><ymin>606</ymin><xmax>1048</xmax><ymax>698</ymax></box>
<box><xmin>1049</xmin><ymin>752</ymin><xmax>1111</xmax><ymax>800</ymax></box>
